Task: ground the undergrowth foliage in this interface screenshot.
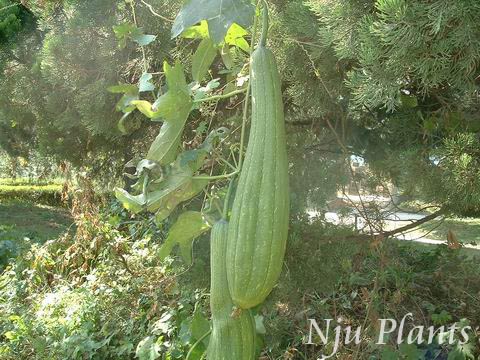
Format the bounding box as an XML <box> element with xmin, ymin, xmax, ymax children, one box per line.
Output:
<box><xmin>2</xmin><ymin>202</ymin><xmax>480</xmax><ymax>359</ymax></box>
<box><xmin>0</xmin><ymin>190</ymin><xmax>212</xmax><ymax>359</ymax></box>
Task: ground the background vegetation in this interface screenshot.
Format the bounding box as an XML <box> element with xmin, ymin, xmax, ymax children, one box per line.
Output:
<box><xmin>0</xmin><ymin>0</ymin><xmax>479</xmax><ymax>359</ymax></box>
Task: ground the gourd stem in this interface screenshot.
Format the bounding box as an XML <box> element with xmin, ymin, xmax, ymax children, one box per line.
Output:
<box><xmin>222</xmin><ymin>176</ymin><xmax>236</xmax><ymax>219</ymax></box>
<box><xmin>259</xmin><ymin>0</ymin><xmax>269</xmax><ymax>47</ymax></box>
<box><xmin>238</xmin><ymin>0</ymin><xmax>261</xmax><ymax>170</ymax></box>
<box><xmin>194</xmin><ymin>170</ymin><xmax>238</xmax><ymax>181</ymax></box>
<box><xmin>193</xmin><ymin>88</ymin><xmax>247</xmax><ymax>103</ymax></box>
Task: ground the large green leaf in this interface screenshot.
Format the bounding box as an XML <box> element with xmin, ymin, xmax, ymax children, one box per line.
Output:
<box><xmin>146</xmin><ymin>113</ymin><xmax>189</xmax><ymax>164</ymax></box>
<box><xmin>224</xmin><ymin>23</ymin><xmax>250</xmax><ymax>52</ymax></box>
<box><xmin>135</xmin><ymin>62</ymin><xmax>192</xmax><ymax>164</ymax></box>
<box><xmin>132</xmin><ymin>65</ymin><xmax>191</xmax><ymax>122</ymax></box>
<box><xmin>192</xmin><ymin>38</ymin><xmax>217</xmax><ymax>83</ymax></box>
<box><xmin>164</xmin><ymin>61</ymin><xmax>189</xmax><ymax>93</ymax></box>
<box><xmin>190</xmin><ymin>306</ymin><xmax>210</xmax><ymax>345</ymax></box>
<box><xmin>152</xmin><ymin>92</ymin><xmax>189</xmax><ymax>121</ymax></box>
<box><xmin>158</xmin><ymin>211</ymin><xmax>210</xmax><ymax>264</ymax></box>
<box><xmin>171</xmin><ymin>0</ymin><xmax>255</xmax><ymax>44</ymax></box>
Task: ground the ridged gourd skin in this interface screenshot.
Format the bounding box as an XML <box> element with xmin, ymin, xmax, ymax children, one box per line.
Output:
<box><xmin>226</xmin><ymin>44</ymin><xmax>289</xmax><ymax>309</ymax></box>
<box><xmin>207</xmin><ymin>220</ymin><xmax>256</xmax><ymax>360</ymax></box>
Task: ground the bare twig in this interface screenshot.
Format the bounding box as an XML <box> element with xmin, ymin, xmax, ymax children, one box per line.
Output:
<box><xmin>326</xmin><ymin>118</ymin><xmax>379</xmax><ymax>234</ymax></box>
<box><xmin>296</xmin><ymin>40</ymin><xmax>334</xmax><ymax>100</ymax></box>
<box><xmin>139</xmin><ymin>0</ymin><xmax>174</xmax><ymax>22</ymax></box>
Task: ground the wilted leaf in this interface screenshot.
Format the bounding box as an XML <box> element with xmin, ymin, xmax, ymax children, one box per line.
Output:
<box><xmin>109</xmin><ymin>84</ymin><xmax>139</xmax><ymax>113</ymax></box>
<box><xmin>152</xmin><ymin>178</ymin><xmax>208</xmax><ymax>223</ymax></box>
<box><xmin>158</xmin><ymin>211</ymin><xmax>210</xmax><ymax>264</ymax></box>
<box><xmin>146</xmin><ymin>114</ymin><xmax>189</xmax><ymax>164</ymax></box>
<box><xmin>116</xmin><ymin>94</ymin><xmax>139</xmax><ymax>113</ymax></box>
<box><xmin>118</xmin><ymin>111</ymin><xmax>141</xmax><ymax>135</ymax></box>
<box><xmin>118</xmin><ymin>111</ymin><xmax>132</xmax><ymax>134</ymax></box>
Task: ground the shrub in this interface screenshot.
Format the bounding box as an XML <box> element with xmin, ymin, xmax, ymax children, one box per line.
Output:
<box><xmin>0</xmin><ymin>184</ymin><xmax>63</xmax><ymax>206</ymax></box>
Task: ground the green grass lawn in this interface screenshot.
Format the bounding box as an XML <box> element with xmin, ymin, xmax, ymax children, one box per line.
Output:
<box><xmin>419</xmin><ymin>217</ymin><xmax>480</xmax><ymax>245</ymax></box>
<box><xmin>0</xmin><ymin>201</ymin><xmax>72</xmax><ymax>243</ymax></box>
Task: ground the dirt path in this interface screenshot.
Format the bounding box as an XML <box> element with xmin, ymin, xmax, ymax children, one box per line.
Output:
<box><xmin>308</xmin><ymin>208</ymin><xmax>480</xmax><ymax>250</ymax></box>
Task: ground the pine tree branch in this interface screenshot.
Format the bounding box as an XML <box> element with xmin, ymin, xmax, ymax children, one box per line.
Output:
<box><xmin>382</xmin><ymin>208</ymin><xmax>446</xmax><ymax>238</ymax></box>
<box><xmin>0</xmin><ymin>3</ymin><xmax>18</xmax><ymax>13</ymax></box>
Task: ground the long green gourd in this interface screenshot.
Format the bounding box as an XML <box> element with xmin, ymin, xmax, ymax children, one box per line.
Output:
<box><xmin>226</xmin><ymin>3</ymin><xmax>289</xmax><ymax>310</ymax></box>
<box><xmin>207</xmin><ymin>220</ymin><xmax>256</xmax><ymax>359</ymax></box>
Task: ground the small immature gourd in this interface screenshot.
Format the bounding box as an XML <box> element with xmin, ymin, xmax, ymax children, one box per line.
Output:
<box><xmin>207</xmin><ymin>220</ymin><xmax>256</xmax><ymax>359</ymax></box>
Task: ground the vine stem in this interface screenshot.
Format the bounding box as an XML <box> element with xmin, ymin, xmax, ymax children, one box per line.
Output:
<box><xmin>259</xmin><ymin>0</ymin><xmax>269</xmax><ymax>47</ymax></box>
<box><xmin>130</xmin><ymin>2</ymin><xmax>148</xmax><ymax>74</ymax></box>
<box><xmin>194</xmin><ymin>170</ymin><xmax>238</xmax><ymax>181</ymax></box>
<box><xmin>185</xmin><ymin>329</ymin><xmax>212</xmax><ymax>360</ymax></box>
<box><xmin>130</xmin><ymin>1</ymin><xmax>157</xmax><ymax>99</ymax></box>
<box><xmin>219</xmin><ymin>157</ymin><xmax>237</xmax><ymax>172</ymax></box>
<box><xmin>238</xmin><ymin>0</ymin><xmax>262</xmax><ymax>170</ymax></box>
<box><xmin>193</xmin><ymin>88</ymin><xmax>247</xmax><ymax>104</ymax></box>
<box><xmin>222</xmin><ymin>175</ymin><xmax>236</xmax><ymax>219</ymax></box>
